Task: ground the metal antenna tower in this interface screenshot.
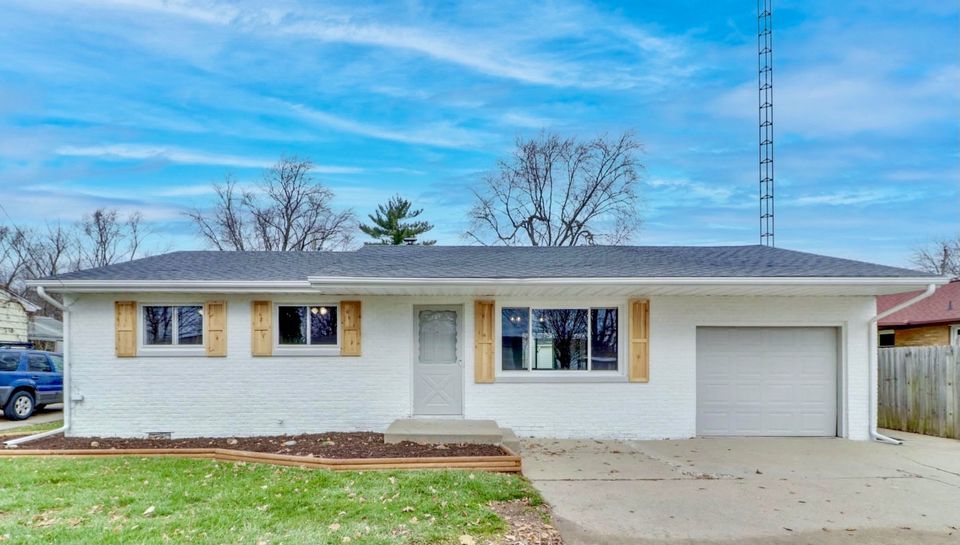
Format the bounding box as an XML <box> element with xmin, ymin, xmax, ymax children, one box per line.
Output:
<box><xmin>758</xmin><ymin>0</ymin><xmax>775</xmax><ymax>246</ymax></box>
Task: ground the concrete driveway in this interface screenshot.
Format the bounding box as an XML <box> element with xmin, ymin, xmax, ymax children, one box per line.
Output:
<box><xmin>0</xmin><ymin>403</ymin><xmax>62</xmax><ymax>432</ymax></box>
<box><xmin>524</xmin><ymin>430</ymin><xmax>960</xmax><ymax>544</ymax></box>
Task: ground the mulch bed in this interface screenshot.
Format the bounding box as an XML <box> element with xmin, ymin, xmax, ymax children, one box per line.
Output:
<box><xmin>14</xmin><ymin>432</ymin><xmax>507</xmax><ymax>459</ymax></box>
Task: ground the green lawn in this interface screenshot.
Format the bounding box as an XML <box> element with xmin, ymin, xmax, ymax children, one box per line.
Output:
<box><xmin>0</xmin><ymin>457</ymin><xmax>542</xmax><ymax>545</ymax></box>
<box><xmin>0</xmin><ymin>420</ymin><xmax>64</xmax><ymax>436</ymax></box>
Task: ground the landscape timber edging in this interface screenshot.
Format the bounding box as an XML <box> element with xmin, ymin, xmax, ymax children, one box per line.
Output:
<box><xmin>1</xmin><ymin>445</ymin><xmax>523</xmax><ymax>473</ymax></box>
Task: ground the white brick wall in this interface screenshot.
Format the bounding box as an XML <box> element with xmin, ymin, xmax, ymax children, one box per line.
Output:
<box><xmin>66</xmin><ymin>293</ymin><xmax>874</xmax><ymax>440</ymax></box>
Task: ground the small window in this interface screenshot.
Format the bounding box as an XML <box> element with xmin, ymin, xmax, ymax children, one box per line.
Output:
<box><xmin>878</xmin><ymin>329</ymin><xmax>895</xmax><ymax>348</ymax></box>
<box><xmin>0</xmin><ymin>353</ymin><xmax>20</xmax><ymax>371</ymax></box>
<box><xmin>501</xmin><ymin>308</ymin><xmax>529</xmax><ymax>371</ymax></box>
<box><xmin>143</xmin><ymin>305</ymin><xmax>204</xmax><ymax>346</ymax></box>
<box><xmin>49</xmin><ymin>354</ymin><xmax>63</xmax><ymax>373</ymax></box>
<box><xmin>501</xmin><ymin>306</ymin><xmax>619</xmax><ymax>372</ymax></box>
<box><xmin>277</xmin><ymin>305</ymin><xmax>338</xmax><ymax>346</ymax></box>
<box><xmin>27</xmin><ymin>354</ymin><xmax>52</xmax><ymax>372</ymax></box>
<box><xmin>590</xmin><ymin>308</ymin><xmax>619</xmax><ymax>370</ymax></box>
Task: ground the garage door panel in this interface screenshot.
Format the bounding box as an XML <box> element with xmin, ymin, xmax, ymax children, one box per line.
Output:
<box><xmin>697</xmin><ymin>327</ymin><xmax>837</xmax><ymax>437</ymax></box>
<box><xmin>735</xmin><ymin>382</ymin><xmax>764</xmax><ymax>402</ymax></box>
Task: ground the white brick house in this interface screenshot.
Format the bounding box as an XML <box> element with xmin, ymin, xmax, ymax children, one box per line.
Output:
<box><xmin>24</xmin><ymin>245</ymin><xmax>946</xmax><ymax>441</ymax></box>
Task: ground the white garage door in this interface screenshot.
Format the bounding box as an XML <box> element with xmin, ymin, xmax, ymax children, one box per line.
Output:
<box><xmin>696</xmin><ymin>327</ymin><xmax>838</xmax><ymax>436</ymax></box>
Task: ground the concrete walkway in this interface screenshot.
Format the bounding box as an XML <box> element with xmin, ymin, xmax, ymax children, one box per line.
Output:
<box><xmin>0</xmin><ymin>404</ymin><xmax>62</xmax><ymax>432</ymax></box>
<box><xmin>524</xmin><ymin>430</ymin><xmax>960</xmax><ymax>544</ymax></box>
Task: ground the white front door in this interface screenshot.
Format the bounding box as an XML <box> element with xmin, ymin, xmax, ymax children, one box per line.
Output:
<box><xmin>413</xmin><ymin>305</ymin><xmax>463</xmax><ymax>416</ymax></box>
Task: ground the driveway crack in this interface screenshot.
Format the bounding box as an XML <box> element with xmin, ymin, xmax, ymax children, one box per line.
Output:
<box><xmin>904</xmin><ymin>457</ymin><xmax>960</xmax><ymax>479</ymax></box>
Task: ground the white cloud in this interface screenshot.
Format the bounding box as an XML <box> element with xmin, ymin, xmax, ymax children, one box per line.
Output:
<box><xmin>498</xmin><ymin>111</ymin><xmax>555</xmax><ymax>129</ymax></box>
<box><xmin>284</xmin><ymin>102</ymin><xmax>484</xmax><ymax>149</ymax></box>
<box><xmin>52</xmin><ymin>0</ymin><xmax>692</xmax><ymax>90</ymax></box>
<box><xmin>56</xmin><ymin>144</ymin><xmax>362</xmax><ymax>173</ymax></box>
<box><xmin>647</xmin><ymin>177</ymin><xmax>737</xmax><ymax>204</ymax></box>
<box><xmin>791</xmin><ymin>190</ymin><xmax>912</xmax><ymax>207</ymax></box>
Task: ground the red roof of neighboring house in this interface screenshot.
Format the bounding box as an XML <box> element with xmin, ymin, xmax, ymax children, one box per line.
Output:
<box><xmin>878</xmin><ymin>280</ymin><xmax>960</xmax><ymax>327</ymax></box>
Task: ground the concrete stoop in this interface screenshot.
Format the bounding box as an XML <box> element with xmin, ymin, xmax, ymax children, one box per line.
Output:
<box><xmin>384</xmin><ymin>419</ymin><xmax>522</xmax><ymax>453</ymax></box>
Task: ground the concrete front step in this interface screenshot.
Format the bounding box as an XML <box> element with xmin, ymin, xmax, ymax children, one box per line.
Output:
<box><xmin>384</xmin><ymin>419</ymin><xmax>521</xmax><ymax>453</ymax></box>
<box><xmin>500</xmin><ymin>428</ymin><xmax>521</xmax><ymax>454</ymax></box>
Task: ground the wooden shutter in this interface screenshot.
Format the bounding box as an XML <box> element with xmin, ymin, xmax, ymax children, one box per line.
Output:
<box><xmin>340</xmin><ymin>300</ymin><xmax>362</xmax><ymax>356</ymax></box>
<box><xmin>115</xmin><ymin>301</ymin><xmax>137</xmax><ymax>357</ymax></box>
<box><xmin>474</xmin><ymin>300</ymin><xmax>495</xmax><ymax>383</ymax></box>
<box><xmin>628</xmin><ymin>298</ymin><xmax>650</xmax><ymax>382</ymax></box>
<box><xmin>204</xmin><ymin>301</ymin><xmax>227</xmax><ymax>357</ymax></box>
<box><xmin>251</xmin><ymin>301</ymin><xmax>272</xmax><ymax>356</ymax></box>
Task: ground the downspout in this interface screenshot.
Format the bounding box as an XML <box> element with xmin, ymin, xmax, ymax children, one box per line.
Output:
<box><xmin>4</xmin><ymin>286</ymin><xmax>70</xmax><ymax>446</ymax></box>
<box><xmin>867</xmin><ymin>283</ymin><xmax>937</xmax><ymax>445</ymax></box>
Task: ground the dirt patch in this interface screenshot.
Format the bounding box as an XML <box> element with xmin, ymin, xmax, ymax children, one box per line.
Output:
<box><xmin>13</xmin><ymin>432</ymin><xmax>508</xmax><ymax>459</ymax></box>
<box><xmin>486</xmin><ymin>499</ymin><xmax>564</xmax><ymax>545</ymax></box>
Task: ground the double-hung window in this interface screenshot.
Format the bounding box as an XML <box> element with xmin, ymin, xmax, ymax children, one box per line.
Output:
<box><xmin>275</xmin><ymin>304</ymin><xmax>339</xmax><ymax>352</ymax></box>
<box><xmin>501</xmin><ymin>306</ymin><xmax>619</xmax><ymax>372</ymax></box>
<box><xmin>142</xmin><ymin>305</ymin><xmax>204</xmax><ymax>347</ymax></box>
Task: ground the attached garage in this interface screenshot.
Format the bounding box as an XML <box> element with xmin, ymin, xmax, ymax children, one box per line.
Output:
<box><xmin>696</xmin><ymin>327</ymin><xmax>838</xmax><ymax>437</ymax></box>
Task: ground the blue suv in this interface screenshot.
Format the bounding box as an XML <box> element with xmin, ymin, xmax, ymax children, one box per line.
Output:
<box><xmin>0</xmin><ymin>343</ymin><xmax>63</xmax><ymax>420</ymax></box>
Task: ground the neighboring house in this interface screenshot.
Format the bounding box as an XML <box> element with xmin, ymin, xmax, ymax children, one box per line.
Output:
<box><xmin>28</xmin><ymin>316</ymin><xmax>64</xmax><ymax>353</ymax></box>
<box><xmin>26</xmin><ymin>245</ymin><xmax>946</xmax><ymax>441</ymax></box>
<box><xmin>0</xmin><ymin>288</ymin><xmax>39</xmax><ymax>344</ymax></box>
<box><xmin>877</xmin><ymin>279</ymin><xmax>960</xmax><ymax>347</ymax></box>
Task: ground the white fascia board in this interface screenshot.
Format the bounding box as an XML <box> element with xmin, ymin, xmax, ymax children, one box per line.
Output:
<box><xmin>307</xmin><ymin>275</ymin><xmax>950</xmax><ymax>287</ymax></box>
<box><xmin>24</xmin><ymin>280</ymin><xmax>314</xmax><ymax>293</ymax></box>
<box><xmin>27</xmin><ymin>275</ymin><xmax>950</xmax><ymax>293</ymax></box>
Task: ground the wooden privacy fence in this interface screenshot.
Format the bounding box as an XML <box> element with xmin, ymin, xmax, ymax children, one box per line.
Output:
<box><xmin>878</xmin><ymin>345</ymin><xmax>959</xmax><ymax>439</ymax></box>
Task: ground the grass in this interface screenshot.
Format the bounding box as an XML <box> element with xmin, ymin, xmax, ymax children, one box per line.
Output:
<box><xmin>0</xmin><ymin>420</ymin><xmax>64</xmax><ymax>436</ymax></box>
<box><xmin>0</xmin><ymin>457</ymin><xmax>542</xmax><ymax>545</ymax></box>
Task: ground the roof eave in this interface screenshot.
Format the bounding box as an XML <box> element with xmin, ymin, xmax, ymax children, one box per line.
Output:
<box><xmin>305</xmin><ymin>275</ymin><xmax>947</xmax><ymax>286</ymax></box>
<box><xmin>26</xmin><ymin>275</ymin><xmax>948</xmax><ymax>295</ymax></box>
<box><xmin>24</xmin><ymin>280</ymin><xmax>315</xmax><ymax>293</ymax></box>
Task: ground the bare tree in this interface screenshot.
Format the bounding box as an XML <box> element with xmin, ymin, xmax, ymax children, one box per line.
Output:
<box><xmin>22</xmin><ymin>223</ymin><xmax>80</xmax><ymax>279</ymax></box>
<box><xmin>184</xmin><ymin>177</ymin><xmax>251</xmax><ymax>251</ymax></box>
<box><xmin>911</xmin><ymin>236</ymin><xmax>960</xmax><ymax>278</ymax></box>
<box><xmin>78</xmin><ymin>209</ymin><xmax>145</xmax><ymax>268</ymax></box>
<box><xmin>0</xmin><ymin>223</ymin><xmax>80</xmax><ymax>291</ymax></box>
<box><xmin>186</xmin><ymin>157</ymin><xmax>355</xmax><ymax>251</ymax></box>
<box><xmin>0</xmin><ymin>226</ymin><xmax>28</xmax><ymax>291</ymax></box>
<box><xmin>1</xmin><ymin>210</ymin><xmax>150</xmax><ymax>316</ymax></box>
<box><xmin>466</xmin><ymin>132</ymin><xmax>642</xmax><ymax>246</ymax></box>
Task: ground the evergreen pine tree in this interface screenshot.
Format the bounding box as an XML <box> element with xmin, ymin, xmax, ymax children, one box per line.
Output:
<box><xmin>359</xmin><ymin>195</ymin><xmax>436</xmax><ymax>245</ymax></box>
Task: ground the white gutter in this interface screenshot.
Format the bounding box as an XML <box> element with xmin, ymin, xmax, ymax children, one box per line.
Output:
<box><xmin>25</xmin><ymin>279</ymin><xmax>313</xmax><ymax>293</ymax></box>
<box><xmin>26</xmin><ymin>276</ymin><xmax>946</xmax><ymax>292</ymax></box>
<box><xmin>867</xmin><ymin>283</ymin><xmax>938</xmax><ymax>445</ymax></box>
<box><xmin>307</xmin><ymin>276</ymin><xmax>945</xmax><ymax>287</ymax></box>
<box><xmin>5</xmin><ymin>286</ymin><xmax>70</xmax><ymax>447</ymax></box>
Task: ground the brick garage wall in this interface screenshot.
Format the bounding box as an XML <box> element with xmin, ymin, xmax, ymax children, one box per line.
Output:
<box><xmin>894</xmin><ymin>325</ymin><xmax>951</xmax><ymax>347</ymax></box>
<box><xmin>65</xmin><ymin>293</ymin><xmax>875</xmax><ymax>440</ymax></box>
<box><xmin>465</xmin><ymin>295</ymin><xmax>874</xmax><ymax>441</ymax></box>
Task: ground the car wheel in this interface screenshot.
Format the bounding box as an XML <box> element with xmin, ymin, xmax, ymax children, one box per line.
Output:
<box><xmin>4</xmin><ymin>391</ymin><xmax>35</xmax><ymax>421</ymax></box>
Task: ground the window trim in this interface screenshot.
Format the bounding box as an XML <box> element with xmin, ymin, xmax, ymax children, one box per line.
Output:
<box><xmin>951</xmin><ymin>324</ymin><xmax>960</xmax><ymax>345</ymax></box>
<box><xmin>138</xmin><ymin>303</ymin><xmax>206</xmax><ymax>356</ymax></box>
<box><xmin>878</xmin><ymin>328</ymin><xmax>896</xmax><ymax>348</ymax></box>
<box><xmin>495</xmin><ymin>301</ymin><xmax>627</xmax><ymax>381</ymax></box>
<box><xmin>272</xmin><ymin>302</ymin><xmax>341</xmax><ymax>356</ymax></box>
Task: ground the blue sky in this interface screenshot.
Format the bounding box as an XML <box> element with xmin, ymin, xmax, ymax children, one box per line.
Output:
<box><xmin>0</xmin><ymin>0</ymin><xmax>957</xmax><ymax>266</ymax></box>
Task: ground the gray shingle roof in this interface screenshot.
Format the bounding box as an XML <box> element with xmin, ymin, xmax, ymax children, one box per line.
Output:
<box><xmin>40</xmin><ymin>245</ymin><xmax>934</xmax><ymax>282</ymax></box>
